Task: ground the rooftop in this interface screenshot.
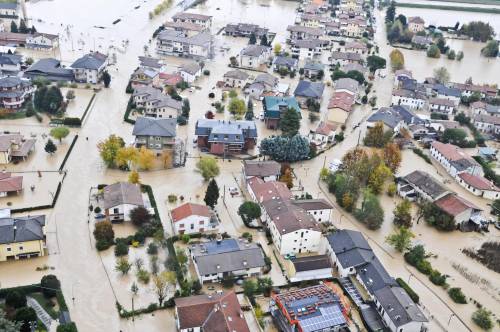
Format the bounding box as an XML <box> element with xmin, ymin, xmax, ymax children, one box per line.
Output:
<box><xmin>402</xmin><ymin>170</ymin><xmax>448</xmax><ymax>200</ymax></box>
<box><xmin>132</xmin><ymin>117</ymin><xmax>177</xmax><ymax>138</ymax></box>
<box><xmin>240</xmin><ymin>44</ymin><xmax>270</xmax><ymax>57</ymax></box>
<box><xmin>294</xmin><ymin>80</ymin><xmax>325</xmax><ymax>99</ymax></box>
<box><xmin>435</xmin><ymin>193</ymin><xmax>480</xmax><ymax>217</ymax></box>
<box><xmin>243</xmin><ymin>160</ymin><xmax>281</xmax><ymax>178</ymax></box>
<box><xmin>102</xmin><ymin>182</ymin><xmax>143</xmax><ymax>210</ymax></box>
<box><xmin>458</xmin><ymin>173</ymin><xmax>500</xmax><ymax>192</ymax></box>
<box><xmin>0</xmin><ymin>172</ymin><xmax>23</xmax><ymax>193</ymax></box>
<box><xmin>171</xmin><ymin>203</ymin><xmax>210</xmax><ymax>222</ymax></box>
<box><xmin>0</xmin><ymin>215</ymin><xmax>45</xmax><ymax>245</ymax></box>
<box><xmin>71</xmin><ymin>52</ymin><xmax>107</xmax><ymax>70</ymax></box>
<box><xmin>291</xmin><ymin>255</ymin><xmax>331</xmax><ymax>272</ymax></box>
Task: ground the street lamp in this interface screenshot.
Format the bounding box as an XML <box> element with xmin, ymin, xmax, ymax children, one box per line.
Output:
<box><xmin>407</xmin><ymin>272</ymin><xmax>414</xmax><ymax>284</ymax></box>
<box><xmin>72</xmin><ymin>281</ymin><xmax>80</xmax><ymax>304</ymax></box>
<box><xmin>448</xmin><ymin>313</ymin><xmax>456</xmax><ymax>327</ymax></box>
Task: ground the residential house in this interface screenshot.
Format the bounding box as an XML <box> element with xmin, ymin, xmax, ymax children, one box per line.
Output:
<box><xmin>432</xmin><ymin>84</ymin><xmax>461</xmax><ymax>106</ymax></box>
<box><xmin>342</xmin><ymin>41</ymin><xmax>367</xmax><ymax>55</ymax></box>
<box><xmin>327</xmin><ymin>230</ymin><xmax>428</xmax><ymax>332</ymax></box>
<box><xmin>367</xmin><ymin>106</ymin><xmax>424</xmax><ymax>133</ymax></box>
<box><xmin>341</xmin><ymin>62</ymin><xmax>367</xmax><ymax>76</ymax></box>
<box><xmin>452</xmin><ymin>82</ymin><xmax>497</xmax><ymax>99</ymax></box>
<box><xmin>270</xmin><ymin>284</ymin><xmax>348</xmax><ymax>331</ymax></box>
<box><xmin>272</xmin><ymin>56</ymin><xmax>299</xmax><ymax>73</ymax></box>
<box><xmin>456</xmin><ymin>173</ymin><xmax>500</xmax><ymax>200</ymax></box>
<box><xmin>102</xmin><ymin>182</ymin><xmax>144</xmax><ymax>222</ymax></box>
<box><xmin>159</xmin><ymin>72</ymin><xmax>183</xmax><ymax>87</ymax></box>
<box><xmin>290</xmin><ymin>39</ymin><xmax>324</xmax><ymax>59</ymax></box>
<box><xmin>344</xmin><ymin>17</ymin><xmax>367</xmax><ymax>37</ymax></box>
<box><xmin>325</xmin><ymin>21</ymin><xmax>341</xmax><ymax>36</ymax></box>
<box><xmin>408</xmin><ymin>16</ymin><xmax>425</xmax><ymax>33</ymax></box>
<box><xmin>129</xmin><ymin>67</ymin><xmax>160</xmax><ymax>89</ymax></box>
<box><xmin>397</xmin><ymin>170</ymin><xmax>449</xmax><ymax>202</ymax></box>
<box><xmin>70</xmin><ymin>52</ymin><xmax>108</xmax><ymax>84</ymax></box>
<box><xmin>132</xmin><ymin>86</ymin><xmax>182</xmax><ymax>119</ymax></box>
<box><xmin>327</xmin><ymin>91</ymin><xmax>355</xmax><ymax>125</ymax></box>
<box><xmin>330</xmin><ymin>51</ymin><xmax>362</xmax><ymax>66</ymax></box>
<box><xmin>223</xmin><ymin>69</ymin><xmax>249</xmax><ymax>88</ymax></box>
<box><xmin>246</xmin><ymin>177</ymin><xmax>292</xmax><ymax>204</ymax></box>
<box><xmin>0</xmin><ymin>134</ymin><xmax>36</xmax><ymax>164</ymax></box>
<box><xmin>288</xmin><ymin>255</ymin><xmax>333</xmax><ymax>282</ymax></box>
<box><xmin>429</xmin><ymin>97</ymin><xmax>455</xmax><ymax>115</ymax></box>
<box><xmin>430</xmin><ymin>141</ymin><xmax>483</xmax><ymax>177</ymax></box>
<box><xmin>286</xmin><ymin>25</ymin><xmax>324</xmax><ymax>41</ymax></box>
<box><xmin>473</xmin><ymin>114</ymin><xmax>500</xmax><ymax>135</ymax></box>
<box><xmin>224</xmin><ymin>23</ymin><xmax>269</xmax><ymax>39</ymax></box>
<box><xmin>174</xmin><ymin>291</ymin><xmax>250</xmax><ymax>332</ymax></box>
<box><xmin>132</xmin><ymin>117</ymin><xmax>176</xmax><ymax>150</ymax></box>
<box><xmin>242</xmin><ymin>160</ymin><xmax>281</xmax><ymax>183</ymax></box>
<box><xmin>0</xmin><ymin>52</ymin><xmax>22</xmax><ymax>73</ymax></box>
<box><xmin>245</xmin><ymin>73</ymin><xmax>279</xmax><ymax>99</ymax></box>
<box><xmin>434</xmin><ymin>193</ymin><xmax>484</xmax><ymax>229</ymax></box>
<box><xmin>299</xmin><ymin>13</ymin><xmax>328</xmax><ymax>29</ymax></box>
<box><xmin>0</xmin><ymin>76</ymin><xmax>35</xmax><ymax>110</ymax></box>
<box><xmin>172</xmin><ymin>12</ymin><xmax>212</xmax><ymax>30</ymax></box>
<box><xmin>156</xmin><ymin>30</ymin><xmax>213</xmax><ymax>60</ymax></box>
<box><xmin>391</xmin><ymin>89</ymin><xmax>426</xmax><ymax>110</ymax></box>
<box><xmin>195</xmin><ymin>119</ymin><xmax>257</xmax><ymax>155</ymax></box>
<box><xmin>302</xmin><ymin>60</ymin><xmax>324</xmax><ymax>79</ymax></box>
<box><xmin>308</xmin><ymin>121</ymin><xmax>337</xmax><ymax>146</ymax></box>
<box><xmin>239</xmin><ymin>45</ymin><xmax>271</xmax><ymax>69</ymax></box>
<box><xmin>24</xmin><ymin>58</ymin><xmax>74</xmax><ymax>82</ymax></box>
<box><xmin>293</xmin><ymin>80</ymin><xmax>325</xmax><ymax>106</ymax></box>
<box><xmin>163</xmin><ymin>21</ymin><xmax>206</xmax><ymax>37</ymax></box>
<box><xmin>0</xmin><ymin>32</ymin><xmax>26</xmax><ymax>46</ymax></box>
<box><xmin>25</xmin><ymin>33</ymin><xmax>59</xmax><ymax>50</ymax></box>
<box><xmin>138</xmin><ymin>56</ymin><xmax>164</xmax><ymax>71</ymax></box>
<box><xmin>262</xmin><ymin>96</ymin><xmax>301</xmax><ymax>129</ymax></box>
<box><xmin>478</xmin><ymin>147</ymin><xmax>497</xmax><ymax>161</ymax></box>
<box><xmin>471</xmin><ymin>101</ymin><xmax>500</xmax><ymax>117</ymax></box>
<box><xmin>190</xmin><ymin>238</ymin><xmax>265</xmax><ymax>283</ymax></box>
<box><xmin>411</xmin><ymin>35</ymin><xmax>432</xmax><ymax>49</ymax></box>
<box><xmin>0</xmin><ymin>172</ymin><xmax>22</xmax><ymax>197</ymax></box>
<box><xmin>394</xmin><ymin>69</ymin><xmax>413</xmax><ymax>86</ymax></box>
<box><xmin>0</xmin><ymin>215</ymin><xmax>46</xmax><ymax>262</ymax></box>
<box><xmin>291</xmin><ymin>198</ymin><xmax>333</xmax><ymax>223</ymax></box>
<box><xmin>179</xmin><ymin>62</ymin><xmax>201</xmax><ymax>83</ymax></box>
<box><xmin>0</xmin><ymin>2</ymin><xmax>19</xmax><ymax>30</ymax></box>
<box><xmin>171</xmin><ymin>202</ymin><xmax>218</xmax><ymax>235</ymax></box>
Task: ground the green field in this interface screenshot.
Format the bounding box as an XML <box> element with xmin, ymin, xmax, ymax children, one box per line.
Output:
<box><xmin>395</xmin><ymin>2</ymin><xmax>500</xmax><ymax>13</ymax></box>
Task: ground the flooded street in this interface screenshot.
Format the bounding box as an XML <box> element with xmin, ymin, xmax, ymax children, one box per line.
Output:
<box><xmin>0</xmin><ymin>0</ymin><xmax>498</xmax><ymax>331</ymax></box>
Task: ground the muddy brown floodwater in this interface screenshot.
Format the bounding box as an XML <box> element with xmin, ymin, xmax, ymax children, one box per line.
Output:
<box><xmin>0</xmin><ymin>0</ymin><xmax>499</xmax><ymax>331</ymax></box>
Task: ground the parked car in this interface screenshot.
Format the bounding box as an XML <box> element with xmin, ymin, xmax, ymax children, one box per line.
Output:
<box><xmin>259</xmin><ymin>112</ymin><xmax>265</xmax><ymax>120</ymax></box>
<box><xmin>95</xmin><ymin>213</ymin><xmax>106</xmax><ymax>220</ymax></box>
<box><xmin>228</xmin><ymin>186</ymin><xmax>239</xmax><ymax>196</ymax></box>
<box><xmin>328</xmin><ymin>159</ymin><xmax>342</xmax><ymax>173</ymax></box>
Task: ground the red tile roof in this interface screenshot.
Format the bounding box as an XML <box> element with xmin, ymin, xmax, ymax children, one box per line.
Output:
<box><xmin>328</xmin><ymin>91</ymin><xmax>354</xmax><ymax>111</ymax></box>
<box><xmin>159</xmin><ymin>72</ymin><xmax>183</xmax><ymax>86</ymax></box>
<box><xmin>174</xmin><ymin>291</ymin><xmax>250</xmax><ymax>332</ymax></box>
<box><xmin>315</xmin><ymin>121</ymin><xmax>337</xmax><ymax>135</ymax></box>
<box><xmin>458</xmin><ymin>173</ymin><xmax>500</xmax><ymax>191</ymax></box>
<box><xmin>0</xmin><ymin>172</ymin><xmax>23</xmax><ymax>193</ymax></box>
<box><xmin>431</xmin><ymin>141</ymin><xmax>474</xmax><ymax>162</ymax></box>
<box><xmin>171</xmin><ymin>203</ymin><xmax>210</xmax><ymax>223</ymax></box>
<box><xmin>435</xmin><ymin>193</ymin><xmax>479</xmax><ymax>217</ymax></box>
<box><xmin>248</xmin><ymin>177</ymin><xmax>292</xmax><ymax>202</ymax></box>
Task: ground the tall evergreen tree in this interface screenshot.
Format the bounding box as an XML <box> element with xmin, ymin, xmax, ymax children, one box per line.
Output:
<box><xmin>260</xmin><ymin>34</ymin><xmax>268</xmax><ymax>46</ymax></box>
<box><xmin>19</xmin><ymin>19</ymin><xmax>28</xmax><ymax>33</ymax></box>
<box><xmin>249</xmin><ymin>33</ymin><xmax>256</xmax><ymax>45</ymax></box>
<box><xmin>44</xmin><ymin>139</ymin><xmax>57</xmax><ymax>155</ymax></box>
<box><xmin>204</xmin><ymin>179</ymin><xmax>219</xmax><ymax>208</ymax></box>
<box><xmin>279</xmin><ymin>107</ymin><xmax>301</xmax><ymax>137</ymax></box>
<box><xmin>102</xmin><ymin>71</ymin><xmax>111</xmax><ymax>87</ymax></box>
<box><xmin>182</xmin><ymin>99</ymin><xmax>190</xmax><ymax>118</ymax></box>
<box><xmin>10</xmin><ymin>21</ymin><xmax>18</xmax><ymax>33</ymax></box>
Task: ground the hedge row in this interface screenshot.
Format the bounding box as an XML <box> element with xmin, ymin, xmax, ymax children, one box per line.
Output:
<box><xmin>59</xmin><ymin>135</ymin><xmax>79</xmax><ymax>171</ymax></box>
<box><xmin>0</xmin><ymin>284</ymin><xmax>41</xmax><ymax>298</ymax></box>
<box><xmin>116</xmin><ymin>298</ymin><xmax>175</xmax><ymax>318</ymax></box>
<box><xmin>396</xmin><ymin>278</ymin><xmax>419</xmax><ymax>304</ymax></box>
<box><xmin>412</xmin><ymin>148</ymin><xmax>431</xmax><ymax>164</ymax></box>
<box><xmin>165</xmin><ymin>237</ymin><xmax>184</xmax><ymax>282</ymax></box>
<box><xmin>80</xmin><ymin>93</ymin><xmax>96</xmax><ymax>123</ymax></box>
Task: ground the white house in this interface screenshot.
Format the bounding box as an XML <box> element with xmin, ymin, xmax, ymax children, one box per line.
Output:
<box><xmin>171</xmin><ymin>202</ymin><xmax>218</xmax><ymax>235</ymax></box>
<box><xmin>0</xmin><ymin>53</ymin><xmax>22</xmax><ymax>73</ymax></box>
<box><xmin>308</xmin><ymin>121</ymin><xmax>337</xmax><ymax>147</ymax></box>
<box><xmin>239</xmin><ymin>45</ymin><xmax>271</xmax><ymax>69</ymax></box>
<box><xmin>132</xmin><ymin>86</ymin><xmax>182</xmax><ymax>119</ymax></box>
<box><xmin>25</xmin><ymin>33</ymin><xmax>60</xmax><ymax>50</ymax></box>
<box><xmin>430</xmin><ymin>141</ymin><xmax>483</xmax><ymax>177</ymax></box>
<box><xmin>70</xmin><ymin>52</ymin><xmax>108</xmax><ymax>84</ymax></box>
<box><xmin>473</xmin><ymin>114</ymin><xmax>500</xmax><ymax>135</ymax></box>
<box><xmin>291</xmin><ymin>199</ymin><xmax>333</xmax><ymax>223</ymax></box>
<box><xmin>456</xmin><ymin>173</ymin><xmax>500</xmax><ymax>200</ymax></box>
<box><xmin>290</xmin><ymin>39</ymin><xmax>324</xmax><ymax>59</ymax></box>
<box><xmin>172</xmin><ymin>12</ymin><xmax>212</xmax><ymax>30</ymax></box>
<box><xmin>102</xmin><ymin>182</ymin><xmax>144</xmax><ymax>222</ymax></box>
<box><xmin>190</xmin><ymin>238</ymin><xmax>265</xmax><ymax>284</ymax></box>
<box><xmin>391</xmin><ymin>89</ymin><xmax>425</xmax><ymax>110</ymax></box>
<box><xmin>429</xmin><ymin>97</ymin><xmax>455</xmax><ymax>115</ymax></box>
<box><xmin>179</xmin><ymin>62</ymin><xmax>201</xmax><ymax>83</ymax></box>
<box><xmin>223</xmin><ymin>69</ymin><xmax>249</xmax><ymax>88</ymax></box>
<box><xmin>434</xmin><ymin>193</ymin><xmax>483</xmax><ymax>228</ymax></box>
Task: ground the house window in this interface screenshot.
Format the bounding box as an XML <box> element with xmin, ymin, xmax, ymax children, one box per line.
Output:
<box><xmin>199</xmin><ymin>220</ymin><xmax>204</xmax><ymax>225</ymax></box>
<box><xmin>7</xmin><ymin>247</ymin><xmax>11</xmax><ymax>251</ymax></box>
<box><xmin>19</xmin><ymin>246</ymin><xmax>23</xmax><ymax>250</ymax></box>
<box><xmin>190</xmin><ymin>224</ymin><xmax>194</xmax><ymax>230</ymax></box>
<box><xmin>113</xmin><ymin>208</ymin><xmax>119</xmax><ymax>214</ymax></box>
<box><xmin>179</xmin><ymin>224</ymin><xmax>184</xmax><ymax>228</ymax></box>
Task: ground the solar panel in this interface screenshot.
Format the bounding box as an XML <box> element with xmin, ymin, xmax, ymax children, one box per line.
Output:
<box><xmin>204</xmin><ymin>239</ymin><xmax>240</xmax><ymax>254</ymax></box>
<box><xmin>298</xmin><ymin>304</ymin><xmax>347</xmax><ymax>332</ymax></box>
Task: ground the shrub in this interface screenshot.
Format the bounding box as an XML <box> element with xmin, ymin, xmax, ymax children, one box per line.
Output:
<box><xmin>147</xmin><ymin>243</ymin><xmax>158</xmax><ymax>255</ymax></box>
<box><xmin>416</xmin><ymin>259</ymin><xmax>433</xmax><ymax>275</ymax></box>
<box><xmin>5</xmin><ymin>290</ymin><xmax>27</xmax><ymax>309</ymax></box>
<box><xmin>94</xmin><ymin>206</ymin><xmax>101</xmax><ymax>214</ymax></box>
<box><xmin>57</xmin><ymin>322</ymin><xmax>78</xmax><ymax>332</ymax></box>
<box><xmin>429</xmin><ymin>270</ymin><xmax>447</xmax><ymax>286</ymax></box>
<box><xmin>41</xmin><ymin>274</ymin><xmax>60</xmax><ymax>298</ymax></box>
<box><xmin>208</xmin><ymin>92</ymin><xmax>215</xmax><ymax>98</ymax></box>
<box><xmin>137</xmin><ymin>269</ymin><xmax>150</xmax><ymax>284</ymax></box>
<box><xmin>472</xmin><ymin>308</ymin><xmax>493</xmax><ymax>330</ymax></box>
<box><xmin>448</xmin><ymin>287</ymin><xmax>467</xmax><ymax>304</ymax></box>
<box><xmin>96</xmin><ymin>238</ymin><xmax>111</xmax><ymax>251</ymax></box>
<box><xmin>203</xmin><ymin>69</ymin><xmax>210</xmax><ymax>76</ymax></box>
<box><xmin>396</xmin><ymin>278</ymin><xmax>419</xmax><ymax>303</ymax></box>
<box><xmin>412</xmin><ymin>148</ymin><xmax>431</xmax><ymax>164</ymax></box>
<box><xmin>114</xmin><ymin>241</ymin><xmax>129</xmax><ymax>256</ymax></box>
<box><xmin>167</xmin><ymin>194</ymin><xmax>178</xmax><ymax>203</ymax></box>
<box><xmin>387</xmin><ymin>183</ymin><xmax>397</xmax><ymax>196</ymax></box>
<box><xmin>177</xmin><ymin>115</ymin><xmax>187</xmax><ymax>125</ymax></box>
<box><xmin>181</xmin><ymin>234</ymin><xmax>191</xmax><ymax>244</ymax></box>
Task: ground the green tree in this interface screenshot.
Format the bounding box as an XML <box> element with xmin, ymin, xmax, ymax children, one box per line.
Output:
<box><xmin>243</xmin><ymin>279</ymin><xmax>258</xmax><ymax>298</ymax></box>
<box><xmin>368</xmin><ymin>162</ymin><xmax>392</xmax><ymax>194</ymax></box>
<box><xmin>260</xmin><ymin>34</ymin><xmax>268</xmax><ymax>46</ymax></box>
<box><xmin>114</xmin><ymin>241</ymin><xmax>129</xmax><ymax>256</ymax></box>
<box><xmin>130</xmin><ymin>206</ymin><xmax>152</xmax><ymax>227</ymax></box>
<box><xmin>44</xmin><ymin>139</ymin><xmax>57</xmax><ymax>155</ymax></box>
<box><xmin>279</xmin><ymin>107</ymin><xmax>301</xmax><ymax>137</ymax></box>
<box><xmin>472</xmin><ymin>308</ymin><xmax>493</xmax><ymax>330</ymax></box>
<box><xmin>115</xmin><ymin>257</ymin><xmax>132</xmax><ymax>275</ymax></box>
<box><xmin>249</xmin><ymin>33</ymin><xmax>257</xmax><ymax>45</ymax></box>
<box><xmin>257</xmin><ymin>277</ymin><xmax>273</xmax><ymax>296</ymax></box>
<box><xmin>40</xmin><ymin>274</ymin><xmax>60</xmax><ymax>298</ymax></box>
<box><xmin>196</xmin><ymin>156</ymin><xmax>220</xmax><ymax>181</ymax></box>
<box><xmin>356</xmin><ymin>190</ymin><xmax>384</xmax><ymax>230</ymax></box>
<box><xmin>50</xmin><ymin>126</ymin><xmax>70</xmax><ymax>142</ymax></box>
<box><xmin>57</xmin><ymin>323</ymin><xmax>78</xmax><ymax>332</ymax></box>
<box><xmin>259</xmin><ymin>135</ymin><xmax>310</xmax><ymax>162</ymax></box>
<box><xmin>14</xmin><ymin>307</ymin><xmax>37</xmax><ymax>332</ymax></box>
<box><xmin>102</xmin><ymin>70</ymin><xmax>111</xmax><ymax>87</ymax></box>
<box><xmin>442</xmin><ymin>128</ymin><xmax>467</xmax><ymax>146</ymax></box>
<box><xmin>10</xmin><ymin>21</ymin><xmax>18</xmax><ymax>33</ymax></box>
<box><xmin>456</xmin><ymin>51</ymin><xmax>464</xmax><ymax>61</ymax></box>
<box><xmin>386</xmin><ymin>227</ymin><xmax>414</xmax><ymax>252</ymax></box>
<box><xmin>481</xmin><ymin>40</ymin><xmax>499</xmax><ymax>57</ymax></box>
<box><xmin>182</xmin><ymin>99</ymin><xmax>190</xmax><ymax>118</ymax></box>
<box><xmin>364</xmin><ymin>122</ymin><xmax>392</xmax><ymax>147</ymax></box>
<box><xmin>389</xmin><ymin>49</ymin><xmax>404</xmax><ymax>71</ymax></box>
<box><xmin>447</xmin><ymin>49</ymin><xmax>456</xmax><ymax>60</ymax></box>
<box><xmin>128</xmin><ymin>170</ymin><xmax>140</xmax><ymax>184</ymax></box>
<box><xmin>0</xmin><ymin>308</ymin><xmax>21</xmax><ymax>332</ymax></box>
<box><xmin>385</xmin><ymin>1</ymin><xmax>396</xmax><ymax>23</ymax></box>
<box><xmin>427</xmin><ymin>45</ymin><xmax>441</xmax><ymax>58</ymax></box>
<box><xmin>19</xmin><ymin>19</ymin><xmax>29</xmax><ymax>33</ymax></box>
<box><xmin>459</xmin><ymin>21</ymin><xmax>495</xmax><ymax>42</ymax></box>
<box><xmin>5</xmin><ymin>291</ymin><xmax>27</xmax><ymax>309</ymax></box>
<box><xmin>238</xmin><ymin>201</ymin><xmax>262</xmax><ymax>224</ymax></box>
<box><xmin>433</xmin><ymin>66</ymin><xmax>450</xmax><ymax>84</ymax></box>
<box><xmin>152</xmin><ymin>271</ymin><xmax>176</xmax><ymax>306</ymax></box>
<box><xmin>228</xmin><ymin>98</ymin><xmax>246</xmax><ymax>118</ymax></box>
<box><xmin>93</xmin><ymin>221</ymin><xmax>115</xmax><ymax>244</ymax></box>
<box><xmin>204</xmin><ymin>178</ymin><xmax>219</xmax><ymax>208</ymax></box>
<box><xmin>366</xmin><ymin>55</ymin><xmax>386</xmax><ymax>72</ymax></box>
<box><xmin>274</xmin><ymin>43</ymin><xmax>282</xmax><ymax>55</ymax></box>
<box><xmin>245</xmin><ymin>99</ymin><xmax>254</xmax><ymax>120</ymax></box>
<box><xmin>97</xmin><ymin>134</ymin><xmax>125</xmax><ymax>168</ymax></box>
<box><xmin>393</xmin><ymin>199</ymin><xmax>412</xmax><ymax>227</ymax></box>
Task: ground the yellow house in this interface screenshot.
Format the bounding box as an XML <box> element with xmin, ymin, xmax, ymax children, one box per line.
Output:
<box><xmin>0</xmin><ymin>215</ymin><xmax>46</xmax><ymax>262</ymax></box>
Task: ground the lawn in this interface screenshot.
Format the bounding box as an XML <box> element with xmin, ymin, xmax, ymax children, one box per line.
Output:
<box><xmin>29</xmin><ymin>292</ymin><xmax>59</xmax><ymax>319</ymax></box>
